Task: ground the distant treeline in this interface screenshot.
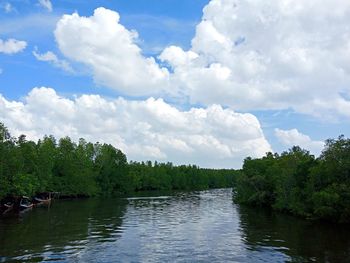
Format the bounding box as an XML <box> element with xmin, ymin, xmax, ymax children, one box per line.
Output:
<box><xmin>235</xmin><ymin>136</ymin><xmax>350</xmax><ymax>223</ymax></box>
<box><xmin>0</xmin><ymin>123</ymin><xmax>236</xmax><ymax>200</ymax></box>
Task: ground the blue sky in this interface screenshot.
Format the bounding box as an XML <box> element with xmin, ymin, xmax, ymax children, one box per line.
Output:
<box><xmin>0</xmin><ymin>0</ymin><xmax>349</xmax><ymax>168</ymax></box>
<box><xmin>0</xmin><ymin>0</ymin><xmax>207</xmax><ymax>99</ymax></box>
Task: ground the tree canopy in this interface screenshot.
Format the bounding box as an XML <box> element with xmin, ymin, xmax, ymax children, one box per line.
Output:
<box><xmin>0</xmin><ymin>123</ymin><xmax>236</xmax><ymax>200</ymax></box>
<box><xmin>235</xmin><ymin>137</ymin><xmax>350</xmax><ymax>223</ymax></box>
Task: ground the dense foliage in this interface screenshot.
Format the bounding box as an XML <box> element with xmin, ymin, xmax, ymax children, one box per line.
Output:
<box><xmin>235</xmin><ymin>136</ymin><xmax>350</xmax><ymax>223</ymax></box>
<box><xmin>0</xmin><ymin>123</ymin><xmax>236</xmax><ymax>200</ymax></box>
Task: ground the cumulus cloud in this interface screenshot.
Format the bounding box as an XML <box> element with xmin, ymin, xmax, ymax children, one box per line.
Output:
<box><xmin>38</xmin><ymin>0</ymin><xmax>52</xmax><ymax>12</ymax></box>
<box><xmin>0</xmin><ymin>87</ymin><xmax>271</xmax><ymax>168</ymax></box>
<box><xmin>0</xmin><ymin>38</ymin><xmax>27</xmax><ymax>54</ymax></box>
<box><xmin>159</xmin><ymin>0</ymin><xmax>350</xmax><ymax>118</ymax></box>
<box><xmin>53</xmin><ymin>2</ymin><xmax>350</xmax><ymax>118</ymax></box>
<box><xmin>33</xmin><ymin>48</ymin><xmax>73</xmax><ymax>73</ymax></box>
<box><xmin>54</xmin><ymin>8</ymin><xmax>169</xmax><ymax>96</ymax></box>
<box><xmin>275</xmin><ymin>128</ymin><xmax>324</xmax><ymax>156</ymax></box>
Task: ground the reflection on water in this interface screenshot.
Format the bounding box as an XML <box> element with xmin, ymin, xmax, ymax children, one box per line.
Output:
<box><xmin>239</xmin><ymin>206</ymin><xmax>350</xmax><ymax>263</ymax></box>
<box><xmin>0</xmin><ymin>189</ymin><xmax>350</xmax><ymax>262</ymax></box>
<box><xmin>0</xmin><ymin>198</ymin><xmax>127</xmax><ymax>262</ymax></box>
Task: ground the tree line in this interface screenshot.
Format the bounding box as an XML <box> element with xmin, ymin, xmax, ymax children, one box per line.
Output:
<box><xmin>0</xmin><ymin>123</ymin><xmax>236</xmax><ymax>200</ymax></box>
<box><xmin>234</xmin><ymin>135</ymin><xmax>350</xmax><ymax>223</ymax></box>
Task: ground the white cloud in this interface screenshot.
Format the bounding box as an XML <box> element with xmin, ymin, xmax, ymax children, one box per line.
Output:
<box><xmin>0</xmin><ymin>87</ymin><xmax>271</xmax><ymax>168</ymax></box>
<box><xmin>33</xmin><ymin>49</ymin><xmax>73</xmax><ymax>73</ymax></box>
<box><xmin>159</xmin><ymin>0</ymin><xmax>350</xmax><ymax>118</ymax></box>
<box><xmin>54</xmin><ymin>8</ymin><xmax>169</xmax><ymax>96</ymax></box>
<box><xmin>275</xmin><ymin>128</ymin><xmax>324</xmax><ymax>156</ymax></box>
<box><xmin>2</xmin><ymin>2</ymin><xmax>14</xmax><ymax>13</ymax></box>
<box><xmin>38</xmin><ymin>0</ymin><xmax>52</xmax><ymax>12</ymax></box>
<box><xmin>0</xmin><ymin>38</ymin><xmax>27</xmax><ymax>54</ymax></box>
<box><xmin>54</xmin><ymin>2</ymin><xmax>350</xmax><ymax>118</ymax></box>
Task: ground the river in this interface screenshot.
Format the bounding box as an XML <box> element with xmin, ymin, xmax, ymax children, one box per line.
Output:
<box><xmin>0</xmin><ymin>188</ymin><xmax>349</xmax><ymax>262</ymax></box>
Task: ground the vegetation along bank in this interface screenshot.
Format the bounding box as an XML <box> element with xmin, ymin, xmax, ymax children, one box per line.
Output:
<box><xmin>1</xmin><ymin>122</ymin><xmax>350</xmax><ymax>223</ymax></box>
<box><xmin>0</xmin><ymin>122</ymin><xmax>236</xmax><ymax>204</ymax></box>
<box><xmin>235</xmin><ymin>136</ymin><xmax>350</xmax><ymax>223</ymax></box>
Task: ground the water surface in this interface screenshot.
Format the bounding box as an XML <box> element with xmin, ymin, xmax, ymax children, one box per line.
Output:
<box><xmin>1</xmin><ymin>189</ymin><xmax>349</xmax><ymax>262</ymax></box>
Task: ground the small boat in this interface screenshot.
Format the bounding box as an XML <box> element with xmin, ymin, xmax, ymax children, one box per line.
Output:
<box><xmin>33</xmin><ymin>193</ymin><xmax>52</xmax><ymax>206</ymax></box>
<box><xmin>1</xmin><ymin>201</ymin><xmax>14</xmax><ymax>215</ymax></box>
<box><xmin>4</xmin><ymin>202</ymin><xmax>13</xmax><ymax>209</ymax></box>
<box><xmin>34</xmin><ymin>197</ymin><xmax>51</xmax><ymax>206</ymax></box>
<box><xmin>19</xmin><ymin>196</ymin><xmax>34</xmax><ymax>211</ymax></box>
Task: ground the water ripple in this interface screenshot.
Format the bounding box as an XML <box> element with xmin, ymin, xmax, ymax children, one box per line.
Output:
<box><xmin>1</xmin><ymin>189</ymin><xmax>350</xmax><ymax>262</ymax></box>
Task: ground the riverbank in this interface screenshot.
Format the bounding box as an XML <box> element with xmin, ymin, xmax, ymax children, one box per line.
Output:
<box><xmin>234</xmin><ymin>136</ymin><xmax>350</xmax><ymax>223</ymax></box>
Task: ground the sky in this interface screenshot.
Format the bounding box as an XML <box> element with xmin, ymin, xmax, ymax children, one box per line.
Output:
<box><xmin>0</xmin><ymin>0</ymin><xmax>349</xmax><ymax>168</ymax></box>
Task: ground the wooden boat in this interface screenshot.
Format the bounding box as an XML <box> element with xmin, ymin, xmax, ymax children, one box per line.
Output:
<box><xmin>33</xmin><ymin>193</ymin><xmax>52</xmax><ymax>206</ymax></box>
<box><xmin>1</xmin><ymin>202</ymin><xmax>14</xmax><ymax>215</ymax></box>
<box><xmin>34</xmin><ymin>197</ymin><xmax>51</xmax><ymax>206</ymax></box>
<box><xmin>19</xmin><ymin>196</ymin><xmax>34</xmax><ymax>211</ymax></box>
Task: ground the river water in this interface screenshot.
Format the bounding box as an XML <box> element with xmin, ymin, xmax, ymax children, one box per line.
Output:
<box><xmin>1</xmin><ymin>188</ymin><xmax>350</xmax><ymax>262</ymax></box>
